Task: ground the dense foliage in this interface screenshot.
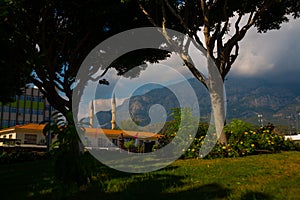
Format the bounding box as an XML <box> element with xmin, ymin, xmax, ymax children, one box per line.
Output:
<box><xmin>0</xmin><ymin>150</ymin><xmax>49</xmax><ymax>164</ymax></box>
<box><xmin>182</xmin><ymin>119</ymin><xmax>300</xmax><ymax>159</ymax></box>
<box><xmin>160</xmin><ymin>110</ymin><xmax>299</xmax><ymax>159</ymax></box>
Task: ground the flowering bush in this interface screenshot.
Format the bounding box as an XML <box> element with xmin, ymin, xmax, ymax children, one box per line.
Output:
<box><xmin>181</xmin><ymin>119</ymin><xmax>300</xmax><ymax>159</ymax></box>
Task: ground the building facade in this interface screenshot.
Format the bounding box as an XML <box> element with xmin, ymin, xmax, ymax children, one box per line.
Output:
<box><xmin>83</xmin><ymin>127</ymin><xmax>162</xmax><ymax>150</ymax></box>
<box><xmin>0</xmin><ymin>123</ymin><xmax>47</xmax><ymax>147</ymax></box>
<box><xmin>0</xmin><ymin>87</ymin><xmax>54</xmax><ymax>129</ymax></box>
<box><xmin>0</xmin><ymin>123</ymin><xmax>162</xmax><ymax>153</ymax></box>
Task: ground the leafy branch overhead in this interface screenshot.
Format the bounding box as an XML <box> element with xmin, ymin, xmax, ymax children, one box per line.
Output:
<box><xmin>0</xmin><ymin>0</ymin><xmax>170</xmax><ymax>114</ymax></box>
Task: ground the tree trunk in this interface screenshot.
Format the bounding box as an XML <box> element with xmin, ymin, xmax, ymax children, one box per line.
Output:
<box><xmin>210</xmin><ymin>92</ymin><xmax>227</xmax><ymax>144</ymax></box>
<box><xmin>207</xmin><ymin>56</ymin><xmax>228</xmax><ymax>145</ymax></box>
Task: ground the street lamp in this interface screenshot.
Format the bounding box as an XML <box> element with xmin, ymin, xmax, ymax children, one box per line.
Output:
<box><xmin>258</xmin><ymin>114</ymin><xmax>263</xmax><ymax>128</ymax></box>
<box><xmin>298</xmin><ymin>113</ymin><xmax>300</xmax><ymax>133</ymax></box>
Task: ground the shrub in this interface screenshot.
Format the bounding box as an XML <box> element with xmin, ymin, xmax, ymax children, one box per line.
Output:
<box><xmin>0</xmin><ymin>150</ymin><xmax>49</xmax><ymax>164</ymax></box>
<box><xmin>181</xmin><ymin>119</ymin><xmax>300</xmax><ymax>159</ymax></box>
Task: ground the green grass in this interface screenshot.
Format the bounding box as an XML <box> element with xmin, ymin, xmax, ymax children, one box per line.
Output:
<box><xmin>0</xmin><ymin>151</ymin><xmax>300</xmax><ymax>200</ymax></box>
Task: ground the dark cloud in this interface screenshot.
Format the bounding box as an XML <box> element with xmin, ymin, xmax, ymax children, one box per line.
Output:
<box><xmin>232</xmin><ymin>18</ymin><xmax>300</xmax><ymax>88</ymax></box>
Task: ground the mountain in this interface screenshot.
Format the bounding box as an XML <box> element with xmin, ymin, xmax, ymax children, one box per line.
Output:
<box><xmin>96</xmin><ymin>76</ymin><xmax>300</xmax><ymax>128</ymax></box>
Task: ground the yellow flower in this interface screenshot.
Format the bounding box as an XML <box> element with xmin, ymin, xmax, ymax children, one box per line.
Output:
<box><xmin>191</xmin><ymin>148</ymin><xmax>195</xmax><ymax>152</ymax></box>
<box><xmin>244</xmin><ymin>132</ymin><xmax>248</xmax><ymax>135</ymax></box>
<box><xmin>222</xmin><ymin>146</ymin><xmax>227</xmax><ymax>150</ymax></box>
<box><xmin>240</xmin><ymin>141</ymin><xmax>243</xmax><ymax>144</ymax></box>
<box><xmin>251</xmin><ymin>144</ymin><xmax>255</xmax><ymax>147</ymax></box>
<box><xmin>253</xmin><ymin>132</ymin><xmax>256</xmax><ymax>135</ymax></box>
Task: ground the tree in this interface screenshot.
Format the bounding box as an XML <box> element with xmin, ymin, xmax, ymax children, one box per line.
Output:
<box><xmin>135</xmin><ymin>0</ymin><xmax>300</xmax><ymax>144</ymax></box>
<box><xmin>0</xmin><ymin>0</ymin><xmax>171</xmax><ymax>160</ymax></box>
<box><xmin>0</xmin><ymin>1</ymin><xmax>32</xmax><ymax>103</ymax></box>
<box><xmin>0</xmin><ymin>0</ymin><xmax>169</xmax><ymax>117</ymax></box>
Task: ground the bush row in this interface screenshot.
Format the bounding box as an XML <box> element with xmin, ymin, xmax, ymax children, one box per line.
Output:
<box><xmin>0</xmin><ymin>150</ymin><xmax>50</xmax><ymax>164</ymax></box>
<box><xmin>181</xmin><ymin>119</ymin><xmax>300</xmax><ymax>159</ymax></box>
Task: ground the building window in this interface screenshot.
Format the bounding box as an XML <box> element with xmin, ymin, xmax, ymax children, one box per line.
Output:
<box><xmin>3</xmin><ymin>106</ymin><xmax>9</xmax><ymax>112</ymax></box>
<box><xmin>11</xmin><ymin>107</ymin><xmax>16</xmax><ymax>113</ymax></box>
<box><xmin>45</xmin><ymin>105</ymin><xmax>51</xmax><ymax>110</ymax></box>
<box><xmin>112</xmin><ymin>139</ymin><xmax>118</xmax><ymax>146</ymax></box>
<box><xmin>2</xmin><ymin>120</ymin><xmax>9</xmax><ymax>127</ymax></box>
<box><xmin>39</xmin><ymin>139</ymin><xmax>45</xmax><ymax>144</ymax></box>
<box><xmin>32</xmin><ymin>96</ymin><xmax>39</xmax><ymax>102</ymax></box>
<box><xmin>24</xmin><ymin>134</ymin><xmax>37</xmax><ymax>144</ymax></box>
<box><xmin>38</xmin><ymin>110</ymin><xmax>44</xmax><ymax>115</ymax></box>
<box><xmin>18</xmin><ymin>108</ymin><xmax>24</xmax><ymax>114</ymax></box>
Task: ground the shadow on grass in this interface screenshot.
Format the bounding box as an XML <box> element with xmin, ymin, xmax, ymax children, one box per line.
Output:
<box><xmin>241</xmin><ymin>191</ymin><xmax>273</xmax><ymax>200</ymax></box>
<box><xmin>66</xmin><ymin>175</ymin><xmax>231</xmax><ymax>200</ymax></box>
<box><xmin>162</xmin><ymin>183</ymin><xmax>231</xmax><ymax>200</ymax></box>
<box><xmin>24</xmin><ymin>156</ymin><xmax>231</xmax><ymax>200</ymax></box>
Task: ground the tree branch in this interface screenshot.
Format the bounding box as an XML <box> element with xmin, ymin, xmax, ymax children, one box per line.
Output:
<box><xmin>163</xmin><ymin>0</ymin><xmax>190</xmax><ymax>34</ymax></box>
<box><xmin>200</xmin><ymin>0</ymin><xmax>211</xmax><ymax>54</ymax></box>
<box><xmin>161</xmin><ymin>0</ymin><xmax>167</xmax><ymax>29</ymax></box>
<box><xmin>137</xmin><ymin>1</ymin><xmax>159</xmax><ymax>27</ymax></box>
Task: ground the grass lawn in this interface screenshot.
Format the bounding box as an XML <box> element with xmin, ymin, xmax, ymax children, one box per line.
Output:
<box><xmin>0</xmin><ymin>151</ymin><xmax>299</xmax><ymax>200</ymax></box>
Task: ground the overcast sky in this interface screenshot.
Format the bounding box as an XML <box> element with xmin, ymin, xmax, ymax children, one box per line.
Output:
<box><xmin>231</xmin><ymin>17</ymin><xmax>300</xmax><ymax>83</ymax></box>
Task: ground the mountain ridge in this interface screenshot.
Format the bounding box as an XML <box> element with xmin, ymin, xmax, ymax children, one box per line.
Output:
<box><xmin>96</xmin><ymin>76</ymin><xmax>300</xmax><ymax>128</ymax></box>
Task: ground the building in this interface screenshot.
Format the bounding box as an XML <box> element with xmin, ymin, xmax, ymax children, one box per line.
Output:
<box><xmin>0</xmin><ymin>123</ymin><xmax>162</xmax><ymax>152</ymax></box>
<box><xmin>88</xmin><ymin>96</ymin><xmax>162</xmax><ymax>151</ymax></box>
<box><xmin>83</xmin><ymin>127</ymin><xmax>162</xmax><ymax>151</ymax></box>
<box><xmin>284</xmin><ymin>134</ymin><xmax>300</xmax><ymax>144</ymax></box>
<box><xmin>0</xmin><ymin>95</ymin><xmax>162</xmax><ymax>151</ymax></box>
<box><xmin>0</xmin><ymin>86</ymin><xmax>54</xmax><ymax>129</ymax></box>
<box><xmin>0</xmin><ymin>123</ymin><xmax>47</xmax><ymax>148</ymax></box>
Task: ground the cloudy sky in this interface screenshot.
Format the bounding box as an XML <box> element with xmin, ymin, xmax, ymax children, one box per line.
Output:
<box><xmin>232</xmin><ymin>17</ymin><xmax>300</xmax><ymax>82</ymax></box>
<box><xmin>77</xmin><ymin>17</ymin><xmax>300</xmax><ymax>120</ymax></box>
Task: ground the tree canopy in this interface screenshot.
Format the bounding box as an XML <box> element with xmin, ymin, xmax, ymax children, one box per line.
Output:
<box><xmin>136</xmin><ymin>0</ymin><xmax>300</xmax><ymax>86</ymax></box>
<box><xmin>1</xmin><ymin>0</ymin><xmax>299</xmax><ymax>145</ymax></box>
<box><xmin>0</xmin><ymin>0</ymin><xmax>170</xmax><ymax>113</ymax></box>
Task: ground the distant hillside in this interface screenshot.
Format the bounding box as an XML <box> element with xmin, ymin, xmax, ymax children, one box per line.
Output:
<box><xmin>96</xmin><ymin>77</ymin><xmax>300</xmax><ymax>128</ymax></box>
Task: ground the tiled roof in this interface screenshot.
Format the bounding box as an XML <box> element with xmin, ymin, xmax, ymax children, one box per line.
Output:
<box><xmin>0</xmin><ymin>124</ymin><xmax>162</xmax><ymax>139</ymax></box>
<box><xmin>85</xmin><ymin>128</ymin><xmax>163</xmax><ymax>139</ymax></box>
<box><xmin>16</xmin><ymin>123</ymin><xmax>46</xmax><ymax>131</ymax></box>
